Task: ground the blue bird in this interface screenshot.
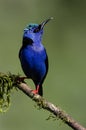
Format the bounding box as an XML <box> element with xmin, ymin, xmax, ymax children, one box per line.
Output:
<box><xmin>19</xmin><ymin>18</ymin><xmax>52</xmax><ymax>96</ymax></box>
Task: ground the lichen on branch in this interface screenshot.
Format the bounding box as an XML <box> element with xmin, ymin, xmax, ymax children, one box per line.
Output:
<box><xmin>0</xmin><ymin>72</ymin><xmax>19</xmax><ymax>112</ymax></box>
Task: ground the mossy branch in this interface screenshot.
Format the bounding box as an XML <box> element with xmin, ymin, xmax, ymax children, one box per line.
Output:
<box><xmin>0</xmin><ymin>72</ymin><xmax>86</xmax><ymax>130</ymax></box>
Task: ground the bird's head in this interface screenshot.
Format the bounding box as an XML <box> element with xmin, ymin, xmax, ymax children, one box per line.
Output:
<box><xmin>23</xmin><ymin>17</ymin><xmax>53</xmax><ymax>43</ymax></box>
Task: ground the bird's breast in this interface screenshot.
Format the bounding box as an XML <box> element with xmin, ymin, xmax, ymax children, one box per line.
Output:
<box><xmin>19</xmin><ymin>45</ymin><xmax>47</xmax><ymax>81</ymax></box>
<box><xmin>31</xmin><ymin>43</ymin><xmax>44</xmax><ymax>52</ymax></box>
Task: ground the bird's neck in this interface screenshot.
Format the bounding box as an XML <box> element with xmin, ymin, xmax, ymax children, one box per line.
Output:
<box><xmin>32</xmin><ymin>41</ymin><xmax>44</xmax><ymax>51</ymax></box>
<box><xmin>22</xmin><ymin>36</ymin><xmax>43</xmax><ymax>47</ymax></box>
<box><xmin>22</xmin><ymin>37</ymin><xmax>33</xmax><ymax>47</ymax></box>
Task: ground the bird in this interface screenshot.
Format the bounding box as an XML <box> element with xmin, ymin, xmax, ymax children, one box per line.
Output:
<box><xmin>19</xmin><ymin>18</ymin><xmax>53</xmax><ymax>96</ymax></box>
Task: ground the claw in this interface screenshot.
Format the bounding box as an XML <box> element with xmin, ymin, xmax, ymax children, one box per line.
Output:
<box><xmin>32</xmin><ymin>85</ymin><xmax>39</xmax><ymax>95</ymax></box>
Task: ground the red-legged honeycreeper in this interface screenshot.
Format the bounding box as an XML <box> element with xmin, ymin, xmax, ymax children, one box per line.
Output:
<box><xmin>19</xmin><ymin>17</ymin><xmax>53</xmax><ymax>96</ymax></box>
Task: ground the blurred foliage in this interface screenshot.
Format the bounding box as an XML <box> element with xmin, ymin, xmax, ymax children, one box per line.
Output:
<box><xmin>0</xmin><ymin>0</ymin><xmax>86</xmax><ymax>130</ymax></box>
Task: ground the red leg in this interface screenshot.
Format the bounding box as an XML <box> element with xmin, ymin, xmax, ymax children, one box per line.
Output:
<box><xmin>32</xmin><ymin>85</ymin><xmax>39</xmax><ymax>95</ymax></box>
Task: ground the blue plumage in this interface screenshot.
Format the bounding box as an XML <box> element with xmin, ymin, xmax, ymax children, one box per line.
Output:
<box><xmin>19</xmin><ymin>18</ymin><xmax>52</xmax><ymax>96</ymax></box>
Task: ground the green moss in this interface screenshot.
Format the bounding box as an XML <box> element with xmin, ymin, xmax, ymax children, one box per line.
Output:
<box><xmin>0</xmin><ymin>72</ymin><xmax>19</xmax><ymax>112</ymax></box>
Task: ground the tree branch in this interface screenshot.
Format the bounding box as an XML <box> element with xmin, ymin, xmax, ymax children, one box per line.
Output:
<box><xmin>0</xmin><ymin>72</ymin><xmax>86</xmax><ymax>130</ymax></box>
<box><xmin>17</xmin><ymin>82</ymin><xmax>86</xmax><ymax>130</ymax></box>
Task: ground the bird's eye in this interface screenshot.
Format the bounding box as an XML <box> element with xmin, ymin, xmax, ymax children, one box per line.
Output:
<box><xmin>34</xmin><ymin>28</ymin><xmax>40</xmax><ymax>33</ymax></box>
<box><xmin>34</xmin><ymin>25</ymin><xmax>41</xmax><ymax>33</ymax></box>
<box><xmin>29</xmin><ymin>25</ymin><xmax>31</xmax><ymax>27</ymax></box>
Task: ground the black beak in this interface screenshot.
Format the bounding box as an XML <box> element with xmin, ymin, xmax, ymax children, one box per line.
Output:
<box><xmin>34</xmin><ymin>17</ymin><xmax>53</xmax><ymax>33</ymax></box>
<box><xmin>40</xmin><ymin>17</ymin><xmax>53</xmax><ymax>30</ymax></box>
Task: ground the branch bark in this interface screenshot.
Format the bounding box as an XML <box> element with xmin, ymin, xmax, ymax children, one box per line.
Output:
<box><xmin>17</xmin><ymin>82</ymin><xmax>86</xmax><ymax>130</ymax></box>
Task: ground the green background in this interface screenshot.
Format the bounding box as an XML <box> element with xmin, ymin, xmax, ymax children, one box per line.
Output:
<box><xmin>0</xmin><ymin>0</ymin><xmax>86</xmax><ymax>130</ymax></box>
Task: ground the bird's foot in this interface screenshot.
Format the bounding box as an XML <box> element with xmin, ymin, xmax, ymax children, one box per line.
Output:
<box><xmin>32</xmin><ymin>90</ymin><xmax>38</xmax><ymax>95</ymax></box>
<box><xmin>32</xmin><ymin>85</ymin><xmax>39</xmax><ymax>95</ymax></box>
